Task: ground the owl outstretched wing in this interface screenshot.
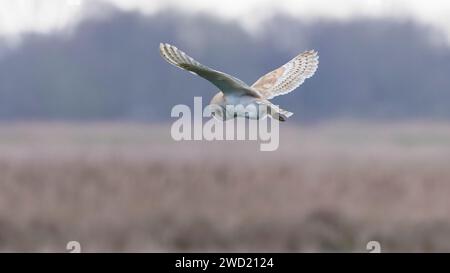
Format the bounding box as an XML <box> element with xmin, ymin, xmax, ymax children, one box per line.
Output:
<box><xmin>251</xmin><ymin>50</ymin><xmax>318</xmax><ymax>99</ymax></box>
<box><xmin>160</xmin><ymin>43</ymin><xmax>261</xmax><ymax>98</ymax></box>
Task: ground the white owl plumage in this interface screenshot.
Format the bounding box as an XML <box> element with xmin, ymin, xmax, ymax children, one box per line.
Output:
<box><xmin>160</xmin><ymin>43</ymin><xmax>318</xmax><ymax>121</ymax></box>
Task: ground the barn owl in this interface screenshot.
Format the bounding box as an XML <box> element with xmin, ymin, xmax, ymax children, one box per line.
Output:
<box><xmin>159</xmin><ymin>43</ymin><xmax>318</xmax><ymax>121</ymax></box>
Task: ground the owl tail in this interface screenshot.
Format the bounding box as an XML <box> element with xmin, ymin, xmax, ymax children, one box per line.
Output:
<box><xmin>270</xmin><ymin>107</ymin><xmax>293</xmax><ymax>121</ymax></box>
<box><xmin>257</xmin><ymin>101</ymin><xmax>293</xmax><ymax>121</ymax></box>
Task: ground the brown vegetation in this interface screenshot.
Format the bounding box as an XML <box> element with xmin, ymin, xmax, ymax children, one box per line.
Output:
<box><xmin>0</xmin><ymin>122</ymin><xmax>450</xmax><ymax>252</ymax></box>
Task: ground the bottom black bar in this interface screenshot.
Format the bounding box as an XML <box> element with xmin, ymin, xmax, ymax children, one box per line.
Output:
<box><xmin>1</xmin><ymin>252</ymin><xmax>443</xmax><ymax>272</ymax></box>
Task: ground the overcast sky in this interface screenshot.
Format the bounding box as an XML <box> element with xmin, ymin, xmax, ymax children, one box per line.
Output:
<box><xmin>1</xmin><ymin>0</ymin><xmax>450</xmax><ymax>43</ymax></box>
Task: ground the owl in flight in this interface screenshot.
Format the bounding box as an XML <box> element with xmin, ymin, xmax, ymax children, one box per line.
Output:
<box><xmin>160</xmin><ymin>43</ymin><xmax>318</xmax><ymax>121</ymax></box>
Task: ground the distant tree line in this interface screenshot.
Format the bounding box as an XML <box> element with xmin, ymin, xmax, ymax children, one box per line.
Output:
<box><xmin>0</xmin><ymin>6</ymin><xmax>449</xmax><ymax>122</ymax></box>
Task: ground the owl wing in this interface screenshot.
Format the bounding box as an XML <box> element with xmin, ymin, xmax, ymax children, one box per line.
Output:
<box><xmin>160</xmin><ymin>43</ymin><xmax>261</xmax><ymax>98</ymax></box>
<box><xmin>251</xmin><ymin>50</ymin><xmax>318</xmax><ymax>99</ymax></box>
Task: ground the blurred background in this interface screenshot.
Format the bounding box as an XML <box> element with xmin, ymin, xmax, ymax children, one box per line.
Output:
<box><xmin>0</xmin><ymin>0</ymin><xmax>450</xmax><ymax>252</ymax></box>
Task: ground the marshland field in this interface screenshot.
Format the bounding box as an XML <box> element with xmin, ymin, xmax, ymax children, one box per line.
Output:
<box><xmin>0</xmin><ymin>122</ymin><xmax>449</xmax><ymax>252</ymax></box>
